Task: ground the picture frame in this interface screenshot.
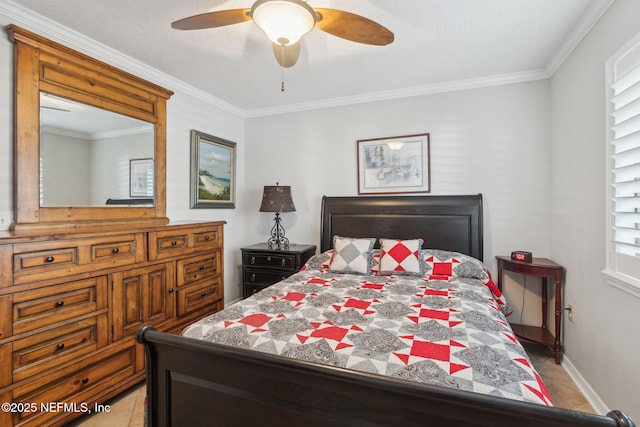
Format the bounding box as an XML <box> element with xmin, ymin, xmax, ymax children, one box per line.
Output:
<box><xmin>130</xmin><ymin>158</ymin><xmax>154</xmax><ymax>197</ymax></box>
<box><xmin>190</xmin><ymin>130</ymin><xmax>236</xmax><ymax>209</ymax></box>
<box><xmin>357</xmin><ymin>133</ymin><xmax>431</xmax><ymax>195</ymax></box>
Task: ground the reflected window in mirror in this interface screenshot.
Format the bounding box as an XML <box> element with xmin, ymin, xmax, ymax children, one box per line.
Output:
<box><xmin>39</xmin><ymin>93</ymin><xmax>155</xmax><ymax>207</ymax></box>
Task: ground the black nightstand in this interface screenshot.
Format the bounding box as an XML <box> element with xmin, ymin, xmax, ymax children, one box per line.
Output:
<box><xmin>241</xmin><ymin>243</ymin><xmax>316</xmax><ymax>298</ymax></box>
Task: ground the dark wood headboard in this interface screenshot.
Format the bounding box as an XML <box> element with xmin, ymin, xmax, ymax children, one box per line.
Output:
<box><xmin>320</xmin><ymin>194</ymin><xmax>483</xmax><ymax>261</ymax></box>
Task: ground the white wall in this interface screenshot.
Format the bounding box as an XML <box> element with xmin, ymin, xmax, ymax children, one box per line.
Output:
<box><xmin>550</xmin><ymin>0</ymin><xmax>640</xmax><ymax>419</ymax></box>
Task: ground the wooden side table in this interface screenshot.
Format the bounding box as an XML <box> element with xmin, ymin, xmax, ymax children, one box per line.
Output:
<box><xmin>241</xmin><ymin>243</ymin><xmax>316</xmax><ymax>298</ymax></box>
<box><xmin>495</xmin><ymin>256</ymin><xmax>564</xmax><ymax>364</ymax></box>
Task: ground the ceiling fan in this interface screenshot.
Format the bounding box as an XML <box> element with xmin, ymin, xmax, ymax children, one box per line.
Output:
<box><xmin>171</xmin><ymin>0</ymin><xmax>394</xmax><ymax>68</ymax></box>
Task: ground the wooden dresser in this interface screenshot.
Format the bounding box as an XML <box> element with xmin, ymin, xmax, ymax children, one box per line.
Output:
<box><xmin>0</xmin><ymin>221</ymin><xmax>224</xmax><ymax>427</ymax></box>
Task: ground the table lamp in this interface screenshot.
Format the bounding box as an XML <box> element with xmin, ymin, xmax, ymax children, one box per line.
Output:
<box><xmin>259</xmin><ymin>183</ymin><xmax>296</xmax><ymax>249</ymax></box>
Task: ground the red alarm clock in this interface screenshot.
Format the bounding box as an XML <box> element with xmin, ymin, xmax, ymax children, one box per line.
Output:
<box><xmin>511</xmin><ymin>251</ymin><xmax>533</xmax><ymax>262</ymax></box>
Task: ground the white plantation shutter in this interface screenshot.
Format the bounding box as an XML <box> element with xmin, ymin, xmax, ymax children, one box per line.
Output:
<box><xmin>605</xmin><ymin>32</ymin><xmax>640</xmax><ymax>295</ymax></box>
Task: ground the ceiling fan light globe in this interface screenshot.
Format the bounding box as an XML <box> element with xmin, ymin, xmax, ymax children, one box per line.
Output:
<box><xmin>251</xmin><ymin>0</ymin><xmax>316</xmax><ymax>46</ymax></box>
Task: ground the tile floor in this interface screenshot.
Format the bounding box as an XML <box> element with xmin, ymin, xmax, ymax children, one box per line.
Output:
<box><xmin>66</xmin><ymin>342</ymin><xmax>593</xmax><ymax>426</ymax></box>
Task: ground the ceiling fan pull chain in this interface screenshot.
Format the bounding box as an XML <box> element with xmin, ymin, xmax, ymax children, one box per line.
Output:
<box><xmin>280</xmin><ymin>44</ymin><xmax>286</xmax><ymax>92</ymax></box>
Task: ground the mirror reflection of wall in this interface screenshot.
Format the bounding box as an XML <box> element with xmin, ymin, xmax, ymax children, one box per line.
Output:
<box><xmin>39</xmin><ymin>94</ymin><xmax>154</xmax><ymax>207</ymax></box>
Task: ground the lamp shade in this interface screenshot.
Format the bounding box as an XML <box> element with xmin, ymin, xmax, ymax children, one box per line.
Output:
<box><xmin>251</xmin><ymin>0</ymin><xmax>316</xmax><ymax>46</ymax></box>
<box><xmin>259</xmin><ymin>185</ymin><xmax>296</xmax><ymax>213</ymax></box>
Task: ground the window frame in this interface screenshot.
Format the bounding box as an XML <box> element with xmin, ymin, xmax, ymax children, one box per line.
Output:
<box><xmin>604</xmin><ymin>30</ymin><xmax>640</xmax><ymax>299</ymax></box>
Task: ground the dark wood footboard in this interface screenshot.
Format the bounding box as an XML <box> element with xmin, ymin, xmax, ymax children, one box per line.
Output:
<box><xmin>137</xmin><ymin>326</ymin><xmax>635</xmax><ymax>427</ymax></box>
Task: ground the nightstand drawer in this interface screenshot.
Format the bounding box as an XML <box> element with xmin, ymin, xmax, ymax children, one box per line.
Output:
<box><xmin>243</xmin><ymin>269</ymin><xmax>289</xmax><ymax>286</ymax></box>
<box><xmin>12</xmin><ymin>277</ymin><xmax>108</xmax><ymax>336</ymax></box>
<box><xmin>244</xmin><ymin>283</ymin><xmax>270</xmax><ymax>297</ymax></box>
<box><xmin>243</xmin><ymin>253</ymin><xmax>295</xmax><ymax>270</ymax></box>
<box><xmin>241</xmin><ymin>244</ymin><xmax>316</xmax><ymax>299</ymax></box>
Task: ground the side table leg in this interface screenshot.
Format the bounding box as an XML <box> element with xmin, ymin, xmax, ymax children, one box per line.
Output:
<box><xmin>554</xmin><ymin>278</ymin><xmax>562</xmax><ymax>364</ymax></box>
<box><xmin>541</xmin><ymin>278</ymin><xmax>548</xmax><ymax>331</ymax></box>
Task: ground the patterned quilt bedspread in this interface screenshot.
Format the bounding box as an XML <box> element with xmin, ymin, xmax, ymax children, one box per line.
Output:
<box><xmin>182</xmin><ymin>249</ymin><xmax>552</xmax><ymax>406</ymax></box>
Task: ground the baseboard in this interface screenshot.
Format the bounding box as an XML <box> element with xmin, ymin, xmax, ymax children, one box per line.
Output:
<box><xmin>562</xmin><ymin>354</ymin><xmax>609</xmax><ymax>414</ymax></box>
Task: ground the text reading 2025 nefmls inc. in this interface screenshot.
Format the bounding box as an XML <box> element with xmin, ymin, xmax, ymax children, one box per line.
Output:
<box><xmin>2</xmin><ymin>401</ymin><xmax>111</xmax><ymax>414</ymax></box>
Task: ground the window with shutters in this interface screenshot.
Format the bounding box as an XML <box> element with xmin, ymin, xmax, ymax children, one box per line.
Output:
<box><xmin>604</xmin><ymin>31</ymin><xmax>640</xmax><ymax>298</ymax></box>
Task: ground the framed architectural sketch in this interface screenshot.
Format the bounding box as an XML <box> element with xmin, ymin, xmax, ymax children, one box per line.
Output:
<box><xmin>190</xmin><ymin>130</ymin><xmax>236</xmax><ymax>208</ymax></box>
<box><xmin>130</xmin><ymin>158</ymin><xmax>154</xmax><ymax>197</ymax></box>
<box><xmin>357</xmin><ymin>133</ymin><xmax>431</xmax><ymax>194</ymax></box>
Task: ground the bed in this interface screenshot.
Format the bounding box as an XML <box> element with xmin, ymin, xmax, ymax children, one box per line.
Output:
<box><xmin>137</xmin><ymin>194</ymin><xmax>635</xmax><ymax>427</ymax></box>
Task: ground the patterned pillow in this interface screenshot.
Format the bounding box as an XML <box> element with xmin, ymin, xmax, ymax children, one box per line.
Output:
<box><xmin>379</xmin><ymin>238</ymin><xmax>424</xmax><ymax>275</ymax></box>
<box><xmin>329</xmin><ymin>236</ymin><xmax>376</xmax><ymax>274</ymax></box>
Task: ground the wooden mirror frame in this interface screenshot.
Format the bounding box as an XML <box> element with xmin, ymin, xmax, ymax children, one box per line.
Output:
<box><xmin>6</xmin><ymin>25</ymin><xmax>173</xmax><ymax>232</ymax></box>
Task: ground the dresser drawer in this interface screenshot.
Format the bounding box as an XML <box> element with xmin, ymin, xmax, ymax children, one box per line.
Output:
<box><xmin>12</xmin><ymin>315</ymin><xmax>108</xmax><ymax>382</ymax></box>
<box><xmin>12</xmin><ymin>277</ymin><xmax>108</xmax><ymax>336</ymax></box>
<box><xmin>12</xmin><ymin>345</ymin><xmax>136</xmax><ymax>427</ymax></box>
<box><xmin>154</xmin><ymin>232</ymin><xmax>189</xmax><ymax>254</ymax></box>
<box><xmin>193</xmin><ymin>228</ymin><xmax>221</xmax><ymax>249</ymax></box>
<box><xmin>13</xmin><ymin>234</ymin><xmax>145</xmax><ymax>285</ymax></box>
<box><xmin>149</xmin><ymin>224</ymin><xmax>223</xmax><ymax>260</ymax></box>
<box><xmin>14</xmin><ymin>247</ymin><xmax>76</xmax><ymax>273</ymax></box>
<box><xmin>177</xmin><ymin>278</ymin><xmax>222</xmax><ymax>316</ymax></box>
<box><xmin>243</xmin><ymin>253</ymin><xmax>296</xmax><ymax>270</ymax></box>
<box><xmin>177</xmin><ymin>251</ymin><xmax>222</xmax><ymax>287</ymax></box>
<box><xmin>90</xmin><ymin>238</ymin><xmax>138</xmax><ymax>262</ymax></box>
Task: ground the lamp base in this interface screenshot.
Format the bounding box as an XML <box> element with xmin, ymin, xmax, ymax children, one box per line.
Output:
<box><xmin>267</xmin><ymin>212</ymin><xmax>290</xmax><ymax>250</ymax></box>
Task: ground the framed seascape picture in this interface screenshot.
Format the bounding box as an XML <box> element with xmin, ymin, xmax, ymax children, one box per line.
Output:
<box><xmin>357</xmin><ymin>133</ymin><xmax>431</xmax><ymax>195</ymax></box>
<box><xmin>190</xmin><ymin>130</ymin><xmax>236</xmax><ymax>208</ymax></box>
<box><xmin>130</xmin><ymin>158</ymin><xmax>154</xmax><ymax>197</ymax></box>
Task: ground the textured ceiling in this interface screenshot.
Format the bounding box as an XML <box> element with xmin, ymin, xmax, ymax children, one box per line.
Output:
<box><xmin>5</xmin><ymin>0</ymin><xmax>609</xmax><ymax>115</ymax></box>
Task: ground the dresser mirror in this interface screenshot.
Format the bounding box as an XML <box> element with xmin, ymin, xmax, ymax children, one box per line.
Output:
<box><xmin>6</xmin><ymin>24</ymin><xmax>173</xmax><ymax>231</ymax></box>
<box><xmin>40</xmin><ymin>93</ymin><xmax>155</xmax><ymax>207</ymax></box>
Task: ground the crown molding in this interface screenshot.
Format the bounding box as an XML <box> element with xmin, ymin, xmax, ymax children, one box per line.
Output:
<box><xmin>0</xmin><ymin>0</ymin><xmax>245</xmax><ymax>118</ymax></box>
<box><xmin>244</xmin><ymin>69</ymin><xmax>550</xmax><ymax>118</ymax></box>
<box><xmin>545</xmin><ymin>0</ymin><xmax>615</xmax><ymax>75</ymax></box>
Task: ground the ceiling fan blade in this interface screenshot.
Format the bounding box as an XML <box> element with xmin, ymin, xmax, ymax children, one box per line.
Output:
<box><xmin>171</xmin><ymin>9</ymin><xmax>251</xmax><ymax>30</ymax></box>
<box><xmin>272</xmin><ymin>42</ymin><xmax>301</xmax><ymax>68</ymax></box>
<box><xmin>314</xmin><ymin>9</ymin><xmax>394</xmax><ymax>46</ymax></box>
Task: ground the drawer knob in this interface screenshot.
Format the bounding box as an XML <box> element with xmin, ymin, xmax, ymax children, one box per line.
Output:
<box><xmin>56</xmin><ymin>343</ymin><xmax>65</xmax><ymax>350</ymax></box>
<box><xmin>112</xmin><ymin>247</ymin><xmax>120</xmax><ymax>254</ymax></box>
<box><xmin>168</xmin><ymin>288</ymin><xmax>174</xmax><ymax>293</ymax></box>
<box><xmin>201</xmin><ymin>291</ymin><xmax>206</xmax><ymax>297</ymax></box>
<box><xmin>250</xmin><ymin>273</ymin><xmax>256</xmax><ymax>282</ymax></box>
<box><xmin>172</xmin><ymin>240</ymin><xmax>177</xmax><ymax>246</ymax></box>
<box><xmin>56</xmin><ymin>300</ymin><xmax>65</xmax><ymax>307</ymax></box>
<box><xmin>267</xmin><ymin>256</ymin><xmax>271</xmax><ymax>261</ymax></box>
<box><xmin>250</xmin><ymin>256</ymin><xmax>255</xmax><ymax>264</ymax></box>
<box><xmin>82</xmin><ymin>377</ymin><xmax>89</xmax><ymax>385</ymax></box>
<box><xmin>199</xmin><ymin>265</ymin><xmax>205</xmax><ymax>270</ymax></box>
<box><xmin>281</xmin><ymin>259</ymin><xmax>286</xmax><ymax>267</ymax></box>
<box><xmin>204</xmin><ymin>235</ymin><xmax>210</xmax><ymax>241</ymax></box>
<box><xmin>46</xmin><ymin>256</ymin><xmax>55</xmax><ymax>263</ymax></box>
